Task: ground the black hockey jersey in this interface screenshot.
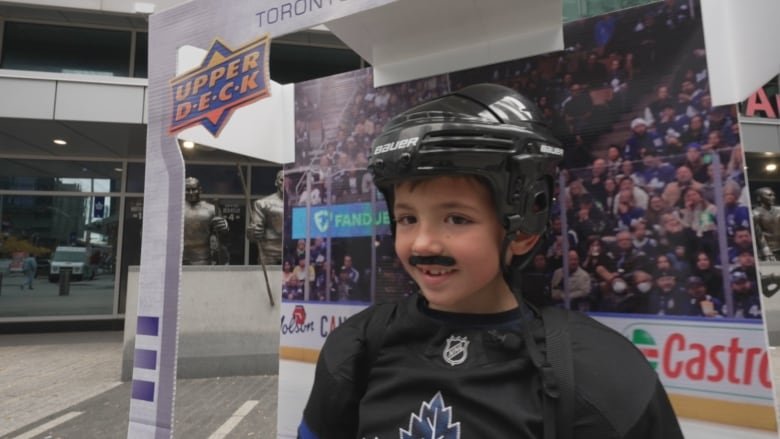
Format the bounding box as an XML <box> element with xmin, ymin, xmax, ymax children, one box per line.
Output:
<box><xmin>299</xmin><ymin>295</ymin><xmax>683</xmax><ymax>439</ymax></box>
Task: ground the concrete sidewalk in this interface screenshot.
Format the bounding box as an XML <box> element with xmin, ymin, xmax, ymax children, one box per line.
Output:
<box><xmin>0</xmin><ymin>331</ymin><xmax>278</xmax><ymax>439</ymax></box>
<box><xmin>0</xmin><ymin>331</ymin><xmax>123</xmax><ymax>437</ymax></box>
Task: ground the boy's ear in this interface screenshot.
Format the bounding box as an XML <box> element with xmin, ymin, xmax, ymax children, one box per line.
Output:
<box><xmin>509</xmin><ymin>233</ymin><xmax>541</xmax><ymax>256</ymax></box>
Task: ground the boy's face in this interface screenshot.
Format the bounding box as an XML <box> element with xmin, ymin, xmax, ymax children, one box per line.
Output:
<box><xmin>392</xmin><ymin>176</ymin><xmax>534</xmax><ymax>313</ymax></box>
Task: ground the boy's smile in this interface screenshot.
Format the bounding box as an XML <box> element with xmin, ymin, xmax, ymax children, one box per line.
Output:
<box><xmin>393</xmin><ymin>176</ymin><xmax>521</xmax><ymax>314</ymax></box>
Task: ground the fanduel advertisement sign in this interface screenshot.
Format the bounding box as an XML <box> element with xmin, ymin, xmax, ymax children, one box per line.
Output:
<box><xmin>291</xmin><ymin>202</ymin><xmax>390</xmax><ymax>238</ymax></box>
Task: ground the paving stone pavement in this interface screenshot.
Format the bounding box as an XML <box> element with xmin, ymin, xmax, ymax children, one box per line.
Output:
<box><xmin>0</xmin><ymin>331</ymin><xmax>278</xmax><ymax>439</ymax></box>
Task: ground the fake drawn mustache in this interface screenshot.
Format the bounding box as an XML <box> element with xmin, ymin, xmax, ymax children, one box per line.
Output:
<box><xmin>409</xmin><ymin>255</ymin><xmax>456</xmax><ymax>267</ymax></box>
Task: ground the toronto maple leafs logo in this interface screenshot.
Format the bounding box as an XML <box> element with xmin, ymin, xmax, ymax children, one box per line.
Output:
<box><xmin>400</xmin><ymin>392</ymin><xmax>461</xmax><ymax>439</ymax></box>
<box><xmin>314</xmin><ymin>210</ymin><xmax>330</xmax><ymax>233</ymax></box>
<box><xmin>443</xmin><ymin>335</ymin><xmax>469</xmax><ymax>366</ymax></box>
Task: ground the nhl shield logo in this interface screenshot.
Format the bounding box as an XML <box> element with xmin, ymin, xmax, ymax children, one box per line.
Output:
<box><xmin>443</xmin><ymin>335</ymin><xmax>469</xmax><ymax>366</ymax></box>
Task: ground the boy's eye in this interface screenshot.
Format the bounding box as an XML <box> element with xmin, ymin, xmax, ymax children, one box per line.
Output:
<box><xmin>395</xmin><ymin>215</ymin><xmax>416</xmax><ymax>225</ymax></box>
<box><xmin>446</xmin><ymin>215</ymin><xmax>472</xmax><ymax>225</ymax></box>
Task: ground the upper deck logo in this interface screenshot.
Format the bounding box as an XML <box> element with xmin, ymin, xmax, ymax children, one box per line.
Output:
<box><xmin>169</xmin><ymin>35</ymin><xmax>271</xmax><ymax>136</ymax></box>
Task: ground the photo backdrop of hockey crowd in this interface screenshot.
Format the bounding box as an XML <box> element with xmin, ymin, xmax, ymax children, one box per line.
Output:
<box><xmin>282</xmin><ymin>0</ymin><xmax>761</xmax><ymax>320</ymax></box>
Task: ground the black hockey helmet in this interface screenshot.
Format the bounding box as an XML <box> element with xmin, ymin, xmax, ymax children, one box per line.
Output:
<box><xmin>368</xmin><ymin>83</ymin><xmax>563</xmax><ymax>242</ymax></box>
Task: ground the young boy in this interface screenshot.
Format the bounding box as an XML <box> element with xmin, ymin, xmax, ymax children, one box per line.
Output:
<box><xmin>298</xmin><ymin>84</ymin><xmax>683</xmax><ymax>438</ymax></box>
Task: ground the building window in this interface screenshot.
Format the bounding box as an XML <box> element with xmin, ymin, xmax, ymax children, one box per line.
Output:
<box><xmin>0</xmin><ymin>159</ymin><xmax>122</xmax><ymax>193</ymax></box>
<box><xmin>0</xmin><ymin>194</ymin><xmax>119</xmax><ymax>317</ymax></box>
<box><xmin>1</xmin><ymin>22</ymin><xmax>132</xmax><ymax>77</ymax></box>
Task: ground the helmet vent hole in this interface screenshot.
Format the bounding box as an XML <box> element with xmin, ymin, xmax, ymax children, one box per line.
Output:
<box><xmin>532</xmin><ymin>192</ymin><xmax>548</xmax><ymax>213</ymax></box>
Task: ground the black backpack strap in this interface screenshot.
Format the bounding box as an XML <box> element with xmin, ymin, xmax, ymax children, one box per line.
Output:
<box><xmin>355</xmin><ymin>302</ymin><xmax>396</xmax><ymax>397</ymax></box>
<box><xmin>541</xmin><ymin>307</ymin><xmax>575</xmax><ymax>439</ymax></box>
<box><xmin>522</xmin><ymin>305</ymin><xmax>575</xmax><ymax>439</ymax></box>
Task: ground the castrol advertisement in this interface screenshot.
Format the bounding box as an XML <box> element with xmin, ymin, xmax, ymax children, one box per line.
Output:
<box><xmin>594</xmin><ymin>314</ymin><xmax>774</xmax><ymax>428</ymax></box>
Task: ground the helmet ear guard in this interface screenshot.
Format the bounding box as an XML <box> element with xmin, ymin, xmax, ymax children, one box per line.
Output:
<box><xmin>504</xmin><ymin>153</ymin><xmax>556</xmax><ymax>236</ymax></box>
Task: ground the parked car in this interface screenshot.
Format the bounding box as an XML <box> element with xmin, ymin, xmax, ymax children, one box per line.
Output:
<box><xmin>49</xmin><ymin>246</ymin><xmax>92</xmax><ymax>282</ymax></box>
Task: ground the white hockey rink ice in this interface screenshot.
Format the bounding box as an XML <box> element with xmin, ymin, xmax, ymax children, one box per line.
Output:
<box><xmin>277</xmin><ymin>360</ymin><xmax>780</xmax><ymax>439</ymax></box>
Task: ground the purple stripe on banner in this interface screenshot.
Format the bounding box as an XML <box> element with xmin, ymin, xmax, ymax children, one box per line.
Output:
<box><xmin>137</xmin><ymin>316</ymin><xmax>159</xmax><ymax>336</ymax></box>
<box><xmin>134</xmin><ymin>348</ymin><xmax>158</xmax><ymax>370</ymax></box>
<box><xmin>132</xmin><ymin>380</ymin><xmax>155</xmax><ymax>402</ymax></box>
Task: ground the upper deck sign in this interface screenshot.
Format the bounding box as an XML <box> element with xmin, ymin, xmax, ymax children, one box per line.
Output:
<box><xmin>169</xmin><ymin>35</ymin><xmax>271</xmax><ymax>136</ymax></box>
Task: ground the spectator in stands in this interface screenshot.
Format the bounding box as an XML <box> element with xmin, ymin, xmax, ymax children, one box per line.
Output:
<box><xmin>644</xmin><ymin>270</ymin><xmax>686</xmax><ymax>316</ymax></box>
<box><xmin>679</xmin><ymin>186</ymin><xmax>717</xmax><ymax>242</ymax></box>
<box><xmin>561</xmin><ymin>83</ymin><xmax>594</xmax><ymax>136</ymax></box>
<box><xmin>723</xmin><ymin>180</ymin><xmax>750</xmax><ymax>238</ymax></box>
<box><xmin>682</xmin><ymin>275</ymin><xmax>723</xmax><ymax>317</ymax></box>
<box><xmin>700</xmin><ymin>160</ymin><xmax>726</xmax><ymax>203</ymax></box>
<box><xmin>616</xmin><ymin>158</ymin><xmax>643</xmax><ymax>187</ymax></box>
<box><xmin>598</xmin><ymin>268</ymin><xmax>649</xmax><ymax>314</ymax></box>
<box><xmin>656</xmin><ymin>104</ymin><xmax>688</xmax><ymax>152</ymax></box>
<box><xmin>705</xmin><ymin>107</ymin><xmax>732</xmax><ymax>139</ymax></box>
<box><xmin>728</xmin><ymin>227</ymin><xmax>755</xmax><ymax>266</ymax></box>
<box><xmin>616</xmin><ymin>189</ymin><xmax>646</xmax><ymax>231</ymax></box>
<box><xmin>578</xmin><ymin>52</ymin><xmax>608</xmax><ymax>87</ymax></box>
<box><xmin>645</xmin><ymin>194</ymin><xmax>672</xmax><ymax>235</ymax></box>
<box><xmin>681</xmin><ymin>143</ymin><xmax>709</xmax><ymax>183</ymax></box>
<box><xmin>551</xmin><ymin>250</ymin><xmax>593</xmax><ymax>311</ymax></box>
<box><xmin>605</xmin><ymin>144</ymin><xmax>623</xmax><ymax>177</ymax></box>
<box><xmin>564</xmin><ymin>177</ymin><xmax>587</xmax><ymax>210</ymax></box>
<box><xmin>678</xmin><ymin>114</ymin><xmax>708</xmax><ymax>148</ymax></box>
<box><xmin>294</xmin><ymin>239</ymin><xmax>307</xmax><ymax>262</ymax></box>
<box><xmin>593</xmin><ymin>14</ymin><xmax>617</xmax><ymax>56</ymax></box>
<box><xmin>340</xmin><ymin>254</ymin><xmax>360</xmax><ymax>287</ymax></box>
<box><xmin>656</xmin><ymin>0</ymin><xmax>693</xmax><ymax>34</ymax></box>
<box><xmin>282</xmin><ymin>259</ymin><xmax>295</xmax><ymax>285</ymax></box>
<box><xmin>703</xmin><ymin>130</ymin><xmax>730</xmax><ymax>164</ymax></box>
<box><xmin>570</xmin><ymin>193</ymin><xmax>611</xmax><ymax>253</ymax></box>
<box><xmin>644</xmin><ymin>84</ymin><xmax>675</xmax><ymax>125</ymax></box>
<box><xmin>656</xmin><ymin>212</ymin><xmax>698</xmax><ymax>269</ymax></box>
<box><xmin>583</xmin><ymin>158</ymin><xmax>609</xmax><ymax>204</ymax></box>
<box><xmin>631</xmin><ymin>219</ymin><xmax>659</xmax><ymax>258</ymax></box>
<box><xmin>293</xmin><ymin>257</ymin><xmax>315</xmax><ymax>290</ymax></box>
<box><xmin>637</xmin><ymin>149</ymin><xmax>676</xmax><ymax>194</ymax></box>
<box><xmin>728</xmin><ymin>271</ymin><xmax>762</xmax><ymax>319</ymax></box>
<box><xmin>624</xmin><ymin>117</ymin><xmax>662</xmax><ymax>161</ymax></box>
<box><xmin>283</xmin><ymin>275</ymin><xmax>304</xmax><ymax>301</ymax></box>
<box><xmin>633</xmin><ymin>11</ymin><xmax>659</xmax><ymax>72</ymax></box>
<box><xmin>652</xmin><ymin>254</ymin><xmax>675</xmax><ymax>278</ymax></box>
<box><xmin>676</xmin><ymin>79</ymin><xmax>706</xmax><ymax>117</ymax></box>
<box><xmin>731</xmin><ymin>248</ymin><xmax>757</xmax><ymax>283</ymax></box>
<box><xmin>332</xmin><ymin>266</ymin><xmax>356</xmax><ymax>301</ymax></box>
<box><xmin>691</xmin><ymin>250</ymin><xmax>723</xmax><ymax>301</ymax></box>
<box><xmin>722</xmin><ymin>120</ymin><xmax>741</xmax><ymax>148</ymax></box>
<box><xmin>603</xmin><ymin>229</ymin><xmax>651</xmax><ymax>284</ymax></box>
<box><xmin>662</xmin><ymin>164</ymin><xmax>704</xmax><ymax>208</ymax></box>
<box><xmin>313</xmin><ymin>260</ymin><xmax>333</xmax><ymax>301</ymax></box>
<box><xmin>605</xmin><ymin>57</ymin><xmax>630</xmax><ymax>110</ymax></box>
<box><xmin>612</xmin><ymin>176</ymin><xmax>649</xmax><ymax>215</ymax></box>
<box><xmin>601</xmin><ymin>177</ymin><xmax>619</xmax><ymax>215</ymax></box>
